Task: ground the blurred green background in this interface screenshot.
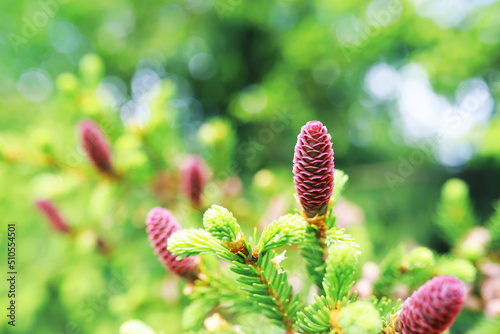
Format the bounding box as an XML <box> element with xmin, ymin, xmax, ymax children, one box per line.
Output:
<box><xmin>1</xmin><ymin>0</ymin><xmax>500</xmax><ymax>332</ymax></box>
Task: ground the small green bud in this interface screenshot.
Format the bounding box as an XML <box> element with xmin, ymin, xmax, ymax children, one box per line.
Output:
<box><xmin>203</xmin><ymin>205</ymin><xmax>241</xmax><ymax>242</ymax></box>
<box><xmin>407</xmin><ymin>247</ymin><xmax>435</xmax><ymax>270</ymax></box>
<box><xmin>339</xmin><ymin>301</ymin><xmax>381</xmax><ymax>334</ymax></box>
<box><xmin>442</xmin><ymin>178</ymin><xmax>468</xmax><ymax>202</ymax></box>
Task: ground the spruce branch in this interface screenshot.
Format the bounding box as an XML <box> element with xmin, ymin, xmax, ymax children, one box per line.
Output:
<box><xmin>300</xmin><ymin>224</ymin><xmax>328</xmax><ymax>290</ymax></box>
<box><xmin>374</xmin><ymin>297</ymin><xmax>402</xmax><ymax>331</ymax></box>
<box><xmin>338</xmin><ymin>301</ymin><xmax>381</xmax><ymax>334</ymax></box>
<box><xmin>170</xmin><ymin>206</ymin><xmax>302</xmax><ymax>333</ymax></box>
<box><xmin>168</xmin><ymin>228</ymin><xmax>231</xmax><ymax>258</ymax></box>
<box><xmin>323</xmin><ymin>243</ymin><xmax>359</xmax><ymax>303</ymax></box>
<box><xmin>257</xmin><ymin>214</ymin><xmax>307</xmax><ymax>253</ymax></box>
<box><xmin>325</xmin><ymin>228</ymin><xmax>360</xmax><ymax>256</ymax></box>
<box><xmin>230</xmin><ymin>251</ymin><xmax>302</xmax><ymax>333</ymax></box>
<box><xmin>296</xmin><ymin>295</ymin><xmax>331</xmax><ymax>334</ymax></box>
<box><xmin>373</xmin><ymin>246</ymin><xmax>404</xmax><ymax>296</ymax></box>
<box><xmin>183</xmin><ymin>272</ymin><xmax>253</xmax><ymax>331</ymax></box>
<box><xmin>203</xmin><ymin>204</ymin><xmax>241</xmax><ymax>242</ymax></box>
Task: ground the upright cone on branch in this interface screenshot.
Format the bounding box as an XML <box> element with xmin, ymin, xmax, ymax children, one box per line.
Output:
<box><xmin>78</xmin><ymin>120</ymin><xmax>114</xmax><ymax>175</ymax></box>
<box><xmin>145</xmin><ymin>207</ymin><xmax>199</xmax><ymax>280</ymax></box>
<box><xmin>395</xmin><ymin>275</ymin><xmax>465</xmax><ymax>334</ymax></box>
<box><xmin>181</xmin><ymin>155</ymin><xmax>209</xmax><ymax>209</ymax></box>
<box><xmin>35</xmin><ymin>199</ymin><xmax>72</xmax><ymax>234</ymax></box>
<box><xmin>293</xmin><ymin>120</ymin><xmax>335</xmax><ymax>220</ymax></box>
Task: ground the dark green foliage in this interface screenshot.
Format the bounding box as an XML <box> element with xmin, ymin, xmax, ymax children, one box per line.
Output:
<box><xmin>487</xmin><ymin>206</ymin><xmax>500</xmax><ymax>251</ymax></box>
<box><xmin>374</xmin><ymin>246</ymin><xmax>404</xmax><ymax>297</ymax></box>
<box><xmin>230</xmin><ymin>251</ymin><xmax>303</xmax><ymax>331</ymax></box>
<box><xmin>300</xmin><ymin>224</ymin><xmax>328</xmax><ymax>291</ymax></box>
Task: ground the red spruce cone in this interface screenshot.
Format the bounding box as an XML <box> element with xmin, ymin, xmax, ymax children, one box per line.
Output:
<box><xmin>35</xmin><ymin>200</ymin><xmax>71</xmax><ymax>233</ymax></box>
<box><xmin>398</xmin><ymin>276</ymin><xmax>465</xmax><ymax>334</ymax></box>
<box><xmin>181</xmin><ymin>156</ymin><xmax>209</xmax><ymax>209</ymax></box>
<box><xmin>293</xmin><ymin>120</ymin><xmax>335</xmax><ymax>219</ymax></box>
<box><xmin>79</xmin><ymin>120</ymin><xmax>113</xmax><ymax>174</ymax></box>
<box><xmin>145</xmin><ymin>207</ymin><xmax>198</xmax><ymax>280</ymax></box>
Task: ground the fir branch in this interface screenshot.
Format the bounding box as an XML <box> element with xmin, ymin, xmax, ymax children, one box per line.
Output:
<box><xmin>182</xmin><ymin>256</ymin><xmax>254</xmax><ymax>331</ymax></box>
<box><xmin>299</xmin><ymin>219</ymin><xmax>356</xmax><ymax>291</ymax></box>
<box><xmin>168</xmin><ymin>228</ymin><xmax>231</xmax><ymax>258</ymax></box>
<box><xmin>300</xmin><ymin>224</ymin><xmax>328</xmax><ymax>291</ymax></box>
<box><xmin>373</xmin><ymin>246</ymin><xmax>404</xmax><ymax>297</ymax></box>
<box><xmin>183</xmin><ymin>274</ymin><xmax>254</xmax><ymax>331</ymax></box>
<box><xmin>338</xmin><ymin>301</ymin><xmax>381</xmax><ymax>334</ymax></box>
<box><xmin>373</xmin><ymin>297</ymin><xmax>402</xmax><ymax>330</ymax></box>
<box><xmin>296</xmin><ymin>295</ymin><xmax>332</xmax><ymax>334</ymax></box>
<box><xmin>299</xmin><ymin>170</ymin><xmax>351</xmax><ymax>291</ymax></box>
<box><xmin>258</xmin><ymin>214</ymin><xmax>307</xmax><ymax>253</ymax></box>
<box><xmin>323</xmin><ymin>243</ymin><xmax>359</xmax><ymax>303</ymax></box>
<box><xmin>325</xmin><ymin>228</ymin><xmax>360</xmax><ymax>257</ymax></box>
<box><xmin>203</xmin><ymin>205</ymin><xmax>241</xmax><ymax>242</ymax></box>
<box><xmin>183</xmin><ymin>296</ymin><xmax>218</xmax><ymax>331</ymax></box>
<box><xmin>230</xmin><ymin>251</ymin><xmax>302</xmax><ymax>333</ymax></box>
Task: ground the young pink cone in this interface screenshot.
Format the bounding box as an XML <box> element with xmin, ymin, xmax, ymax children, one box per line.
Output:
<box><xmin>398</xmin><ymin>275</ymin><xmax>465</xmax><ymax>334</ymax></box>
<box><xmin>79</xmin><ymin>120</ymin><xmax>113</xmax><ymax>174</ymax></box>
<box><xmin>145</xmin><ymin>207</ymin><xmax>198</xmax><ymax>280</ymax></box>
<box><xmin>181</xmin><ymin>156</ymin><xmax>209</xmax><ymax>209</ymax></box>
<box><xmin>35</xmin><ymin>199</ymin><xmax>71</xmax><ymax>233</ymax></box>
<box><xmin>293</xmin><ymin>120</ymin><xmax>335</xmax><ymax>219</ymax></box>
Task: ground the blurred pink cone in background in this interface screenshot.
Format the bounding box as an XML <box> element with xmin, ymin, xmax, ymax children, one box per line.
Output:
<box><xmin>35</xmin><ymin>199</ymin><xmax>72</xmax><ymax>234</ymax></box>
<box><xmin>79</xmin><ymin>120</ymin><xmax>114</xmax><ymax>175</ymax></box>
<box><xmin>180</xmin><ymin>155</ymin><xmax>209</xmax><ymax>209</ymax></box>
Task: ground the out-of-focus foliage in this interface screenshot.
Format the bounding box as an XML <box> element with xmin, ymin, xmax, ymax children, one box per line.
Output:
<box><xmin>1</xmin><ymin>0</ymin><xmax>500</xmax><ymax>332</ymax></box>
